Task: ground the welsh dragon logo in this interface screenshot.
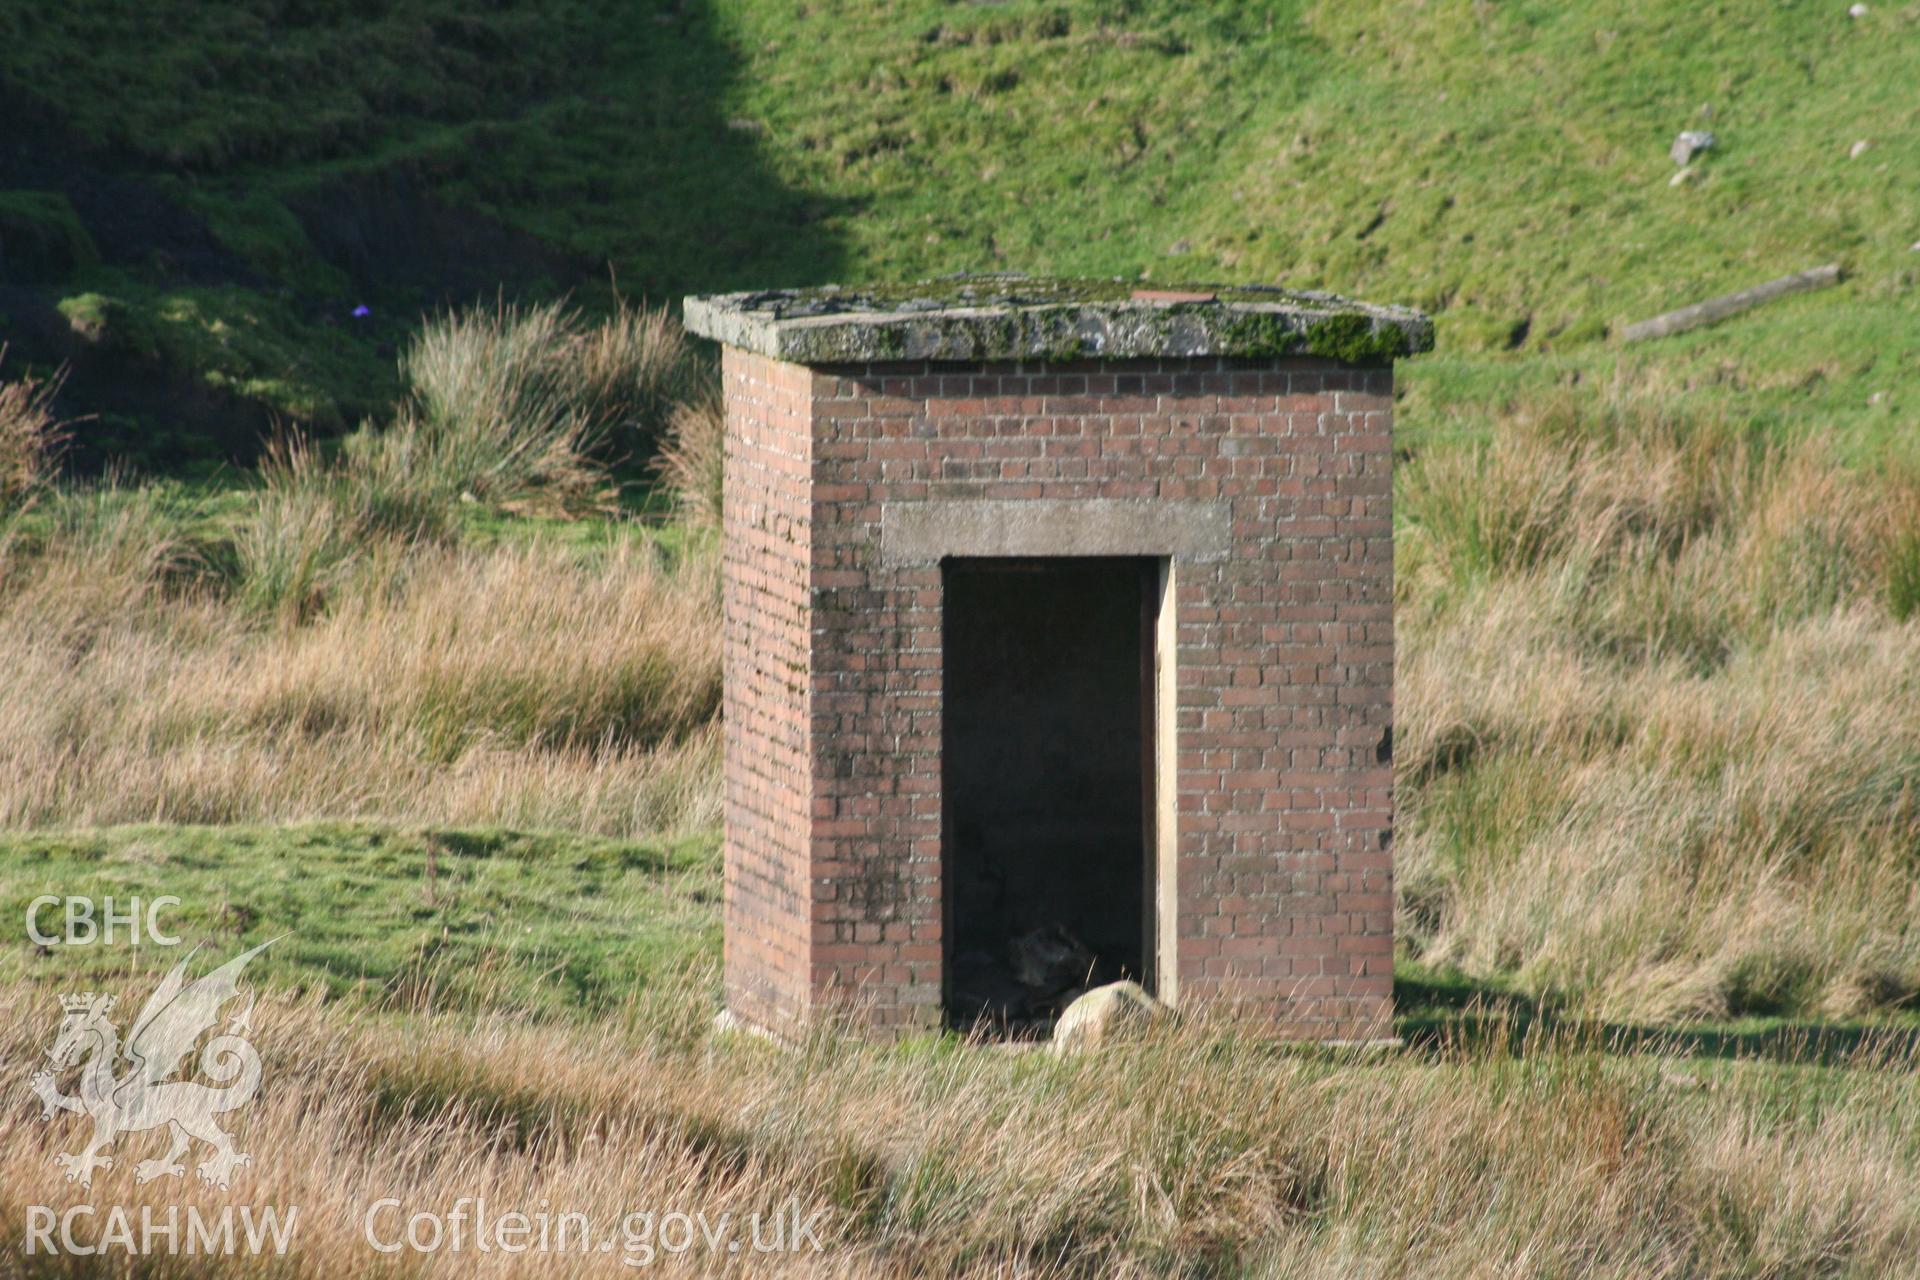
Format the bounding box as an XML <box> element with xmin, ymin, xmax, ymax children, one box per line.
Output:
<box><xmin>29</xmin><ymin>938</ymin><xmax>277</xmax><ymax>1190</ymax></box>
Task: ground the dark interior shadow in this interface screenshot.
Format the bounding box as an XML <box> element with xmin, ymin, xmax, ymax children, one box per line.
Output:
<box><xmin>1397</xmin><ymin>972</ymin><xmax>1920</xmax><ymax>1070</ymax></box>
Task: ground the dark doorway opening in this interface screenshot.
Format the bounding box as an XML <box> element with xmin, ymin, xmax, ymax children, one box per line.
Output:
<box><xmin>942</xmin><ymin>557</ymin><xmax>1158</xmax><ymax>1034</ymax></box>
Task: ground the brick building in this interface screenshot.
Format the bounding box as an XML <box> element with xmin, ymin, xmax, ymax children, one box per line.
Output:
<box><xmin>685</xmin><ymin>278</ymin><xmax>1431</xmax><ymax>1040</ymax></box>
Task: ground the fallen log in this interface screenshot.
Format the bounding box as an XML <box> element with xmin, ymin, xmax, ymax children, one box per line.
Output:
<box><xmin>1621</xmin><ymin>263</ymin><xmax>1842</xmax><ymax>343</ymax></box>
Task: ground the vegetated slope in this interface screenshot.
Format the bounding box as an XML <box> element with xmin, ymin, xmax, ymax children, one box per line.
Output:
<box><xmin>1</xmin><ymin>0</ymin><xmax>1915</xmax><ymax>461</ymax></box>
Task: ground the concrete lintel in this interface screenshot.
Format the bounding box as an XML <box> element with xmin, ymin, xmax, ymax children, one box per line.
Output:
<box><xmin>880</xmin><ymin>499</ymin><xmax>1231</xmax><ymax>565</ymax></box>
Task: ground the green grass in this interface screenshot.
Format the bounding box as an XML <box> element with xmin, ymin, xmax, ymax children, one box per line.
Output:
<box><xmin>0</xmin><ymin>823</ymin><xmax>719</xmax><ymax>1017</ymax></box>
<box><xmin>58</xmin><ymin>282</ymin><xmax>396</xmax><ymax>430</ymax></box>
<box><xmin>0</xmin><ymin>1</ymin><xmax>606</xmax><ymax>170</ymax></box>
<box><xmin>0</xmin><ymin>190</ymin><xmax>98</xmax><ymax>281</ymax></box>
<box><xmin>7</xmin><ymin>820</ymin><xmax>1910</xmax><ymax>1061</ymax></box>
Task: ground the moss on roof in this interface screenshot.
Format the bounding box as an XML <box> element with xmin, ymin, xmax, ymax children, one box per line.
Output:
<box><xmin>684</xmin><ymin>275</ymin><xmax>1432</xmax><ymax>365</ymax></box>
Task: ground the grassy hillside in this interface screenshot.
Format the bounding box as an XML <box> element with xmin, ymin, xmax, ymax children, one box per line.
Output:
<box><xmin>2</xmin><ymin>0</ymin><xmax>1916</xmax><ymax>460</ymax></box>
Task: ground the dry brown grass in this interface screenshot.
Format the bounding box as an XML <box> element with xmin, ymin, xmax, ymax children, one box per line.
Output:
<box><xmin>0</xmin><ymin>352</ymin><xmax>68</xmax><ymax>504</ymax></box>
<box><xmin>0</xmin><ymin>299</ymin><xmax>722</xmax><ymax>839</ymax></box>
<box><xmin>0</xmin><ymin>507</ymin><xmax>720</xmax><ymax>835</ymax></box>
<box><xmin>567</xmin><ymin>296</ymin><xmax>698</xmax><ymax>453</ymax></box>
<box><xmin>654</xmin><ymin>390</ymin><xmax>725</xmax><ymax>530</ymax></box>
<box><xmin>4</xmin><ymin>371</ymin><xmax>1917</xmax><ymax>1026</ymax></box>
<box><xmin>5</xmin><ymin>968</ymin><xmax>1918</xmax><ymax>1277</ymax></box>
<box><xmin>1397</xmin><ymin>386</ymin><xmax>1920</xmax><ymax>1021</ymax></box>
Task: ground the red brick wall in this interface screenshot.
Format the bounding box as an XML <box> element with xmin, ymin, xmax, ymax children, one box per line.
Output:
<box><xmin>720</xmin><ymin>349</ymin><xmax>817</xmax><ymax>1032</ymax></box>
<box><xmin>723</xmin><ymin>353</ymin><xmax>1395</xmax><ymax>1039</ymax></box>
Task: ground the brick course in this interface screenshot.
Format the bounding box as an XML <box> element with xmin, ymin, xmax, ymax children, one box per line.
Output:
<box><xmin>722</xmin><ymin>348</ymin><xmax>1395</xmax><ymax>1039</ymax></box>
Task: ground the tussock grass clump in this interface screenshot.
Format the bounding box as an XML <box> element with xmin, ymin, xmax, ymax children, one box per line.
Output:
<box><xmin>397</xmin><ymin>299</ymin><xmax>608</xmax><ymax>512</ymax></box>
<box><xmin>236</xmin><ymin>540</ymin><xmax>722</xmax><ymax>759</ymax></box>
<box><xmin>229</xmin><ymin>297</ymin><xmax>706</xmax><ymax>620</ymax></box>
<box><xmin>394</xmin><ymin>296</ymin><xmax>694</xmax><ymax>513</ymax></box>
<box><xmin>1890</xmin><ymin>531</ymin><xmax>1920</xmax><ymax>621</ymax></box>
<box><xmin>1397</xmin><ymin>383</ymin><xmax>1920</xmax><ymax>1021</ymax></box>
<box><xmin>0</xmin><ymin>482</ymin><xmax>208</xmax><ymax>631</ymax></box>
<box><xmin>1399</xmin><ymin>386</ymin><xmax>1911</xmax><ymax>661</ymax></box>
<box><xmin>0</xmin><ymin>353</ymin><xmax>68</xmax><ymax>504</ymax></box>
<box><xmin>566</xmin><ymin>295</ymin><xmax>698</xmax><ymax>450</ymax></box>
<box><xmin>654</xmin><ymin>389</ymin><xmax>725</xmax><ymax>529</ymax></box>
<box><xmin>235</xmin><ymin>435</ymin><xmax>381</xmax><ymax>624</ymax></box>
<box><xmin>234</xmin><ymin>430</ymin><xmax>452</xmax><ymax>623</ymax></box>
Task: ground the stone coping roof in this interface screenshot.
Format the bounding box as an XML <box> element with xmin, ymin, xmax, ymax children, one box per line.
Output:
<box><xmin>683</xmin><ymin>275</ymin><xmax>1433</xmax><ymax>365</ymax></box>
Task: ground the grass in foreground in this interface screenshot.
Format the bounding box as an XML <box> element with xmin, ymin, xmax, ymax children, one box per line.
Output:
<box><xmin>0</xmin><ymin>370</ymin><xmax>1916</xmax><ymax>1272</ymax></box>
<box><xmin>6</xmin><ymin>900</ymin><xmax>1920</xmax><ymax>1278</ymax></box>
